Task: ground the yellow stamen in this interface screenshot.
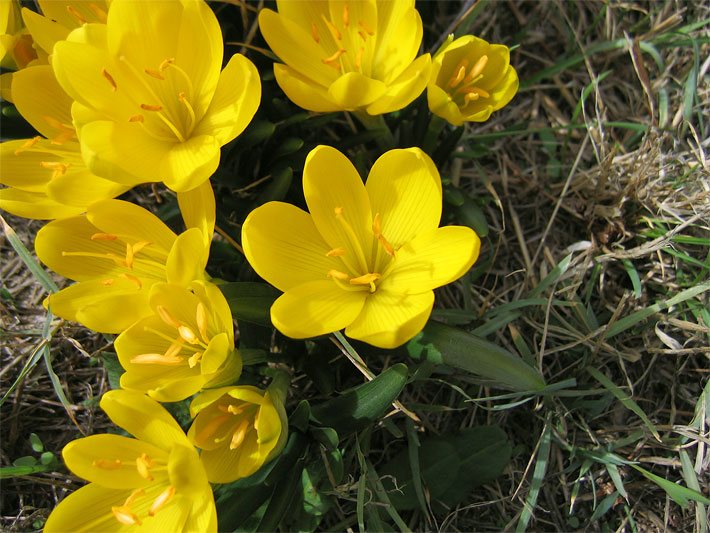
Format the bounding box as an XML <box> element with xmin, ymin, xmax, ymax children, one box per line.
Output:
<box><xmin>130</xmin><ymin>353</ymin><xmax>184</xmax><ymax>365</ymax></box>
<box><xmin>128</xmin><ymin>114</ymin><xmax>144</xmax><ymax>123</ymax></box>
<box><xmin>136</xmin><ymin>453</ymin><xmax>154</xmax><ymax>480</ymax></box>
<box><xmin>39</xmin><ymin>161</ymin><xmax>70</xmax><ymax>179</ymax></box>
<box><xmin>187</xmin><ymin>351</ymin><xmax>203</xmax><ymax>368</ymax></box>
<box><xmin>349</xmin><ymin>273</ymin><xmax>380</xmax><ymax>285</ymax></box>
<box><xmin>227</xmin><ymin>404</ymin><xmax>247</xmax><ymax>415</ymax></box>
<box><xmin>145</xmin><ymin>68</ymin><xmax>165</xmax><ymax>80</ymax></box>
<box><xmin>101</xmin><ymin>278</ymin><xmax>115</xmax><ymax>286</ymax></box>
<box><xmin>91</xmin><ymin>232</ymin><xmax>118</xmax><ymax>241</ymax></box>
<box><xmin>124</xmin><ymin>488</ymin><xmax>145</xmax><ymax>506</ymax></box>
<box><xmin>119</xmin><ymin>273</ymin><xmax>143</xmax><ymax>289</ymax></box>
<box><xmin>358</xmin><ymin>30</ymin><xmax>368</xmax><ymax>41</ymax></box>
<box><xmin>140</xmin><ymin>103</ymin><xmax>163</xmax><ymax>111</ymax></box>
<box><xmin>321</xmin><ymin>15</ymin><xmax>342</xmax><ymax>40</ymax></box>
<box><xmin>164</xmin><ymin>342</ymin><xmax>182</xmax><ymax>359</ymax></box>
<box><xmin>448</xmin><ymin>65</ymin><xmax>466</xmax><ymax>88</ymax></box>
<box><xmin>343</xmin><ymin>5</ymin><xmax>350</xmax><ymax>27</ymax></box>
<box><xmin>112</xmin><ymin>506</ymin><xmax>141</xmax><ymax>526</ymax></box>
<box><xmin>327</xmin><ymin>269</ymin><xmax>349</xmax><ymax>280</ymax></box>
<box><xmin>178</xmin><ymin>92</ymin><xmax>196</xmax><ymax>133</ymax></box>
<box><xmin>159</xmin><ymin>58</ymin><xmax>175</xmax><ymax>71</ymax></box>
<box><xmin>61</xmin><ymin>251</ymin><xmax>127</xmax><ymax>267</ymax></box>
<box><xmin>463</xmin><ymin>92</ymin><xmax>479</xmax><ymax>104</ymax></box>
<box><xmin>88</xmin><ymin>3</ymin><xmax>108</xmax><ymax>23</ymax></box>
<box><xmin>229</xmin><ymin>419</ymin><xmax>250</xmax><ymax>450</ymax></box>
<box><xmin>334</xmin><ymin>206</ymin><xmax>370</xmax><ymax>274</ymax></box>
<box><xmin>14</xmin><ymin>136</ymin><xmax>40</xmax><ymax>155</ymax></box>
<box><xmin>311</xmin><ymin>22</ymin><xmax>320</xmax><ymax>43</ymax></box>
<box><xmin>358</xmin><ymin>20</ymin><xmax>375</xmax><ymax>36</ymax></box>
<box><xmin>157</xmin><ymin>305</ymin><xmax>182</xmax><ymax>329</ymax></box>
<box><xmin>326</xmin><ymin>247</ymin><xmax>346</xmax><ymax>257</ymax></box>
<box><xmin>131</xmin><ymin>240</ymin><xmax>151</xmax><ymax>255</ymax></box>
<box><xmin>197</xmin><ymin>414</ymin><xmax>230</xmax><ymax>443</ymax></box>
<box><xmin>355</xmin><ymin>47</ymin><xmax>364</xmax><ymax>71</ymax></box>
<box><xmin>322</xmin><ymin>49</ymin><xmax>346</xmax><ymax>67</ymax></box>
<box><xmin>178</xmin><ymin>325</ymin><xmax>199</xmax><ymax>344</ymax></box>
<box><xmin>466</xmin><ymin>55</ymin><xmax>488</xmax><ymax>82</ymax></box>
<box><xmin>196</xmin><ymin>302</ymin><xmax>209</xmax><ymax>342</ymax></box>
<box><xmin>149</xmin><ymin>486</ymin><xmax>175</xmax><ymax>516</ymax></box>
<box><xmin>93</xmin><ymin>458</ymin><xmax>122</xmax><ymax>469</ymax></box>
<box><xmin>66</xmin><ymin>5</ymin><xmax>87</xmax><ymax>24</ymax></box>
<box><xmin>101</xmin><ymin>68</ymin><xmax>117</xmax><ymax>91</ymax></box>
<box><xmin>124</xmin><ymin>242</ymin><xmax>135</xmax><ymax>269</ymax></box>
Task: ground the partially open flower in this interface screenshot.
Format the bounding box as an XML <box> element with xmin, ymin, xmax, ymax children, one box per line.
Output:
<box><xmin>115</xmin><ymin>281</ymin><xmax>242</xmax><ymax>402</ymax></box>
<box><xmin>188</xmin><ymin>384</ymin><xmax>288</xmax><ymax>484</ymax></box>
<box><xmin>259</xmin><ymin>0</ymin><xmax>431</xmax><ymax>115</ymax></box>
<box><xmin>44</xmin><ymin>390</ymin><xmax>216</xmax><ymax>532</ymax></box>
<box><xmin>427</xmin><ymin>35</ymin><xmax>518</xmax><ymax>126</ymax></box>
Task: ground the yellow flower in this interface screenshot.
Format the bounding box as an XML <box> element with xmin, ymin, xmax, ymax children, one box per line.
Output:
<box><xmin>35</xmin><ymin>188</ymin><xmax>214</xmax><ymax>333</ymax></box>
<box><xmin>258</xmin><ymin>0</ymin><xmax>431</xmax><ymax>115</ymax></box>
<box><xmin>51</xmin><ymin>0</ymin><xmax>260</xmax><ymax>192</ymax></box>
<box><xmin>115</xmin><ymin>281</ymin><xmax>242</xmax><ymax>402</ymax></box>
<box><xmin>242</xmin><ymin>146</ymin><xmax>481</xmax><ymax>348</ymax></box>
<box><xmin>188</xmin><ymin>383</ymin><xmax>288</xmax><ymax>484</ymax></box>
<box><xmin>0</xmin><ymin>65</ymin><xmax>129</xmax><ymax>220</ymax></box>
<box><xmin>427</xmin><ymin>35</ymin><xmax>519</xmax><ymax>126</ymax></box>
<box><xmin>44</xmin><ymin>390</ymin><xmax>216</xmax><ymax>532</ymax></box>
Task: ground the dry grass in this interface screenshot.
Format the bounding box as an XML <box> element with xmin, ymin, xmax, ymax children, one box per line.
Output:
<box><xmin>1</xmin><ymin>0</ymin><xmax>708</xmax><ymax>531</ymax></box>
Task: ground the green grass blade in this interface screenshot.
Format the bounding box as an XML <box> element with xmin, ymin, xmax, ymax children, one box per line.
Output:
<box><xmin>1</xmin><ymin>215</ymin><xmax>58</xmax><ymax>294</ymax></box>
<box><xmin>516</xmin><ymin>421</ymin><xmax>552</xmax><ymax>532</ymax></box>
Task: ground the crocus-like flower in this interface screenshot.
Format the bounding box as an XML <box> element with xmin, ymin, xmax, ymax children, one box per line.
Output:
<box><xmin>242</xmin><ymin>146</ymin><xmax>481</xmax><ymax>348</ymax></box>
<box><xmin>115</xmin><ymin>281</ymin><xmax>242</xmax><ymax>402</ymax></box>
<box><xmin>259</xmin><ymin>0</ymin><xmax>431</xmax><ymax>115</ymax></box>
<box><xmin>0</xmin><ymin>65</ymin><xmax>129</xmax><ymax>220</ymax></box>
<box><xmin>51</xmin><ymin>0</ymin><xmax>260</xmax><ymax>192</ymax></box>
<box><xmin>35</xmin><ymin>189</ymin><xmax>214</xmax><ymax>333</ymax></box>
<box><xmin>188</xmin><ymin>382</ymin><xmax>288</xmax><ymax>483</ymax></box>
<box><xmin>427</xmin><ymin>35</ymin><xmax>519</xmax><ymax>126</ymax></box>
<box><xmin>44</xmin><ymin>390</ymin><xmax>216</xmax><ymax>532</ymax></box>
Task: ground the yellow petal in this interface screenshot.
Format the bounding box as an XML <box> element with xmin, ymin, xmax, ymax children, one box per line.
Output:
<box><xmin>87</xmin><ymin>199</ymin><xmax>177</xmax><ymax>252</ymax></box>
<box><xmin>0</xmin><ymin>187</ymin><xmax>83</xmax><ymax>220</ymax></box>
<box><xmin>273</xmin><ymin>63</ymin><xmax>340</xmax><ymax>113</ymax></box>
<box><xmin>366</xmin><ymin>148</ymin><xmax>441</xmax><ymax>248</ymax></box>
<box><xmin>258</xmin><ymin>8</ymin><xmax>338</xmax><ymax>87</ymax></box>
<box><xmin>161</xmin><ymin>134</ymin><xmax>221</xmax><ymax>193</ymax></box>
<box><xmin>426</xmin><ymin>83</ymin><xmax>464</xmax><ymax>126</ymax></box>
<box><xmin>62</xmin><ymin>434</ymin><xmax>165</xmax><ymax>488</ymax></box>
<box><xmin>47</xmin><ymin>166</ymin><xmax>130</xmax><ymax>209</ymax></box>
<box><xmin>381</xmin><ymin>226</ymin><xmax>481</xmax><ymax>294</ymax></box>
<box><xmin>183</xmin><ymin>482</ymin><xmax>218</xmax><ymax>533</ymax></box>
<box><xmin>0</xmin><ymin>71</ymin><xmax>12</xmax><ymax>101</ymax></box>
<box><xmin>345</xmin><ymin>289</ymin><xmax>434</xmax><ymax>348</ymax></box>
<box><xmin>45</xmin><ymin>279</ymin><xmax>153</xmax><ymax>333</ymax></box>
<box><xmin>43</xmin><ymin>483</ymin><xmax>131</xmax><ymax>533</ymax></box>
<box><xmin>177</xmin><ymin>180</ymin><xmax>215</xmax><ymax>246</ymax></box>
<box><xmin>106</xmin><ymin>0</ymin><xmax>222</xmax><ymax>114</ymax></box>
<box><xmin>11</xmin><ymin>65</ymin><xmax>74</xmax><ymax>140</ymax></box>
<box><xmin>327</xmin><ymin>72</ymin><xmax>386</xmax><ymax>110</ymax></box>
<box><xmin>366</xmin><ymin>53</ymin><xmax>431</xmax><ymax>115</ymax></box>
<box><xmin>270</xmin><ymin>280</ymin><xmax>367</xmax><ymax>339</ymax></box>
<box><xmin>0</xmin><ymin>139</ymin><xmax>81</xmax><ymax>191</ymax></box>
<box><xmin>167</xmin><ymin>443</ymin><xmax>211</xmax><ymax>498</ymax></box>
<box><xmin>101</xmin><ymin>389</ymin><xmax>192</xmax><ymax>449</ymax></box>
<box><xmin>200</xmin><ymin>332</ymin><xmax>235</xmax><ymax>376</ymax></box>
<box><xmin>199</xmin><ymin>432</ymin><xmax>261</xmax><ymax>483</ymax></box>
<box><xmin>371</xmin><ymin>3</ymin><xmax>422</xmax><ymax>83</ymax></box>
<box><xmin>20</xmin><ymin>7</ymin><xmax>69</xmax><ymax>57</ymax></box>
<box><xmin>242</xmin><ymin>201</ymin><xmax>340</xmax><ymax>292</ymax></box>
<box><xmin>188</xmin><ymin>386</ymin><xmax>236</xmax><ymax>418</ymax></box>
<box><xmin>195</xmin><ymin>53</ymin><xmax>260</xmax><ymax>146</ymax></box>
<box><xmin>166</xmin><ymin>228</ymin><xmax>209</xmax><ymax>285</ymax></box>
<box><xmin>37</xmin><ymin>0</ymin><xmax>107</xmax><ymax>30</ymax></box>
<box><xmin>191</xmin><ymin>280</ymin><xmax>235</xmax><ymax>345</ymax></box>
<box><xmin>302</xmin><ymin>145</ymin><xmax>374</xmax><ymax>266</ymax></box>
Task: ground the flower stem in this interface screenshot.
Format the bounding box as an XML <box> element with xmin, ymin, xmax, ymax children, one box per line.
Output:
<box><xmin>422</xmin><ymin>114</ymin><xmax>448</xmax><ymax>154</ymax></box>
<box><xmin>352</xmin><ymin>112</ymin><xmax>395</xmax><ymax>151</ymax></box>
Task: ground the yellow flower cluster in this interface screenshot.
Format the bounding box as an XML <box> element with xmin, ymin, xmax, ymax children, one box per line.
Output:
<box><xmin>0</xmin><ymin>0</ymin><xmax>520</xmax><ymax>530</ymax></box>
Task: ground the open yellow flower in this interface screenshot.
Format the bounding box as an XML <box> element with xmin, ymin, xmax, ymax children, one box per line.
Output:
<box><xmin>188</xmin><ymin>383</ymin><xmax>288</xmax><ymax>484</ymax></box>
<box><xmin>35</xmin><ymin>187</ymin><xmax>214</xmax><ymax>333</ymax></box>
<box><xmin>259</xmin><ymin>0</ymin><xmax>431</xmax><ymax>115</ymax></box>
<box><xmin>44</xmin><ymin>390</ymin><xmax>216</xmax><ymax>532</ymax></box>
<box><xmin>427</xmin><ymin>35</ymin><xmax>519</xmax><ymax>126</ymax></box>
<box><xmin>115</xmin><ymin>281</ymin><xmax>242</xmax><ymax>402</ymax></box>
<box><xmin>51</xmin><ymin>0</ymin><xmax>260</xmax><ymax>192</ymax></box>
<box><xmin>0</xmin><ymin>65</ymin><xmax>129</xmax><ymax>220</ymax></box>
<box><xmin>242</xmin><ymin>146</ymin><xmax>481</xmax><ymax>348</ymax></box>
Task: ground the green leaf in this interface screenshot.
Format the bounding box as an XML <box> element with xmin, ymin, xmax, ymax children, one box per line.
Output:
<box><xmin>381</xmin><ymin>426</ymin><xmax>512</xmax><ymax>510</ymax></box>
<box><xmin>29</xmin><ymin>433</ymin><xmax>43</xmax><ymax>453</ymax></box>
<box><xmin>219</xmin><ymin>282</ymin><xmax>280</xmax><ymax>326</ymax></box>
<box><xmin>632</xmin><ymin>464</ymin><xmax>710</xmax><ymax>508</ymax></box>
<box><xmin>310</xmin><ymin>364</ymin><xmax>408</xmax><ymax>434</ymax></box>
<box><xmin>99</xmin><ymin>352</ymin><xmax>124</xmax><ymax>390</ymax></box>
<box><xmin>408</xmin><ymin>321</ymin><xmax>545</xmax><ymax>391</ymax></box>
<box><xmin>455</xmin><ymin>197</ymin><xmax>489</xmax><ymax>238</ymax></box>
<box><xmin>256</xmin><ymin>166</ymin><xmax>293</xmax><ymax>203</ymax></box>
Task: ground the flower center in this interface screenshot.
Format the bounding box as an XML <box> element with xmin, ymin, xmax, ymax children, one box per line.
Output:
<box><xmin>325</xmin><ymin>207</ymin><xmax>396</xmax><ymax>294</ymax></box>
<box><xmin>102</xmin><ymin>57</ymin><xmax>198</xmax><ymax>143</ymax></box>
<box><xmin>445</xmin><ymin>55</ymin><xmax>491</xmax><ymax>106</ymax></box>
<box><xmin>196</xmin><ymin>401</ymin><xmax>258</xmax><ymax>449</ymax></box>
<box><xmin>130</xmin><ymin>301</ymin><xmax>211</xmax><ymax>368</ymax></box>
<box><xmin>311</xmin><ymin>3</ymin><xmax>375</xmax><ymax>75</ymax></box>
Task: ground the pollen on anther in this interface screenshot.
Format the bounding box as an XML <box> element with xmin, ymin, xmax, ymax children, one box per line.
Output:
<box><xmin>93</xmin><ymin>458</ymin><xmax>122</xmax><ymax>469</ymax></box>
<box><xmin>120</xmin><ymin>273</ymin><xmax>143</xmax><ymax>289</ymax></box>
<box><xmin>145</xmin><ymin>68</ymin><xmax>165</xmax><ymax>80</ymax></box>
<box><xmin>112</xmin><ymin>506</ymin><xmax>142</xmax><ymax>526</ymax></box>
<box><xmin>128</xmin><ymin>114</ymin><xmax>144</xmax><ymax>123</ymax></box>
<box><xmin>326</xmin><ymin>247</ymin><xmax>346</xmax><ymax>257</ymax></box>
<box><xmin>149</xmin><ymin>486</ymin><xmax>176</xmax><ymax>516</ymax></box>
<box><xmin>66</xmin><ymin>5</ymin><xmax>87</xmax><ymax>24</ymax></box>
<box><xmin>14</xmin><ymin>136</ymin><xmax>40</xmax><ymax>155</ymax></box>
<box><xmin>327</xmin><ymin>269</ymin><xmax>349</xmax><ymax>280</ymax></box>
<box><xmin>343</xmin><ymin>5</ymin><xmax>350</xmax><ymax>27</ymax></box>
<box><xmin>140</xmin><ymin>103</ymin><xmax>163</xmax><ymax>111</ymax></box>
<box><xmin>101</xmin><ymin>68</ymin><xmax>117</xmax><ymax>91</ymax></box>
<box><xmin>159</xmin><ymin>58</ymin><xmax>175</xmax><ymax>71</ymax></box>
<box><xmin>322</xmin><ymin>49</ymin><xmax>346</xmax><ymax>67</ymax></box>
<box><xmin>311</xmin><ymin>22</ymin><xmax>320</xmax><ymax>43</ymax></box>
<box><xmin>334</xmin><ymin>206</ymin><xmax>344</xmax><ymax>216</ymax></box>
<box><xmin>91</xmin><ymin>232</ymin><xmax>118</xmax><ymax>241</ymax></box>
